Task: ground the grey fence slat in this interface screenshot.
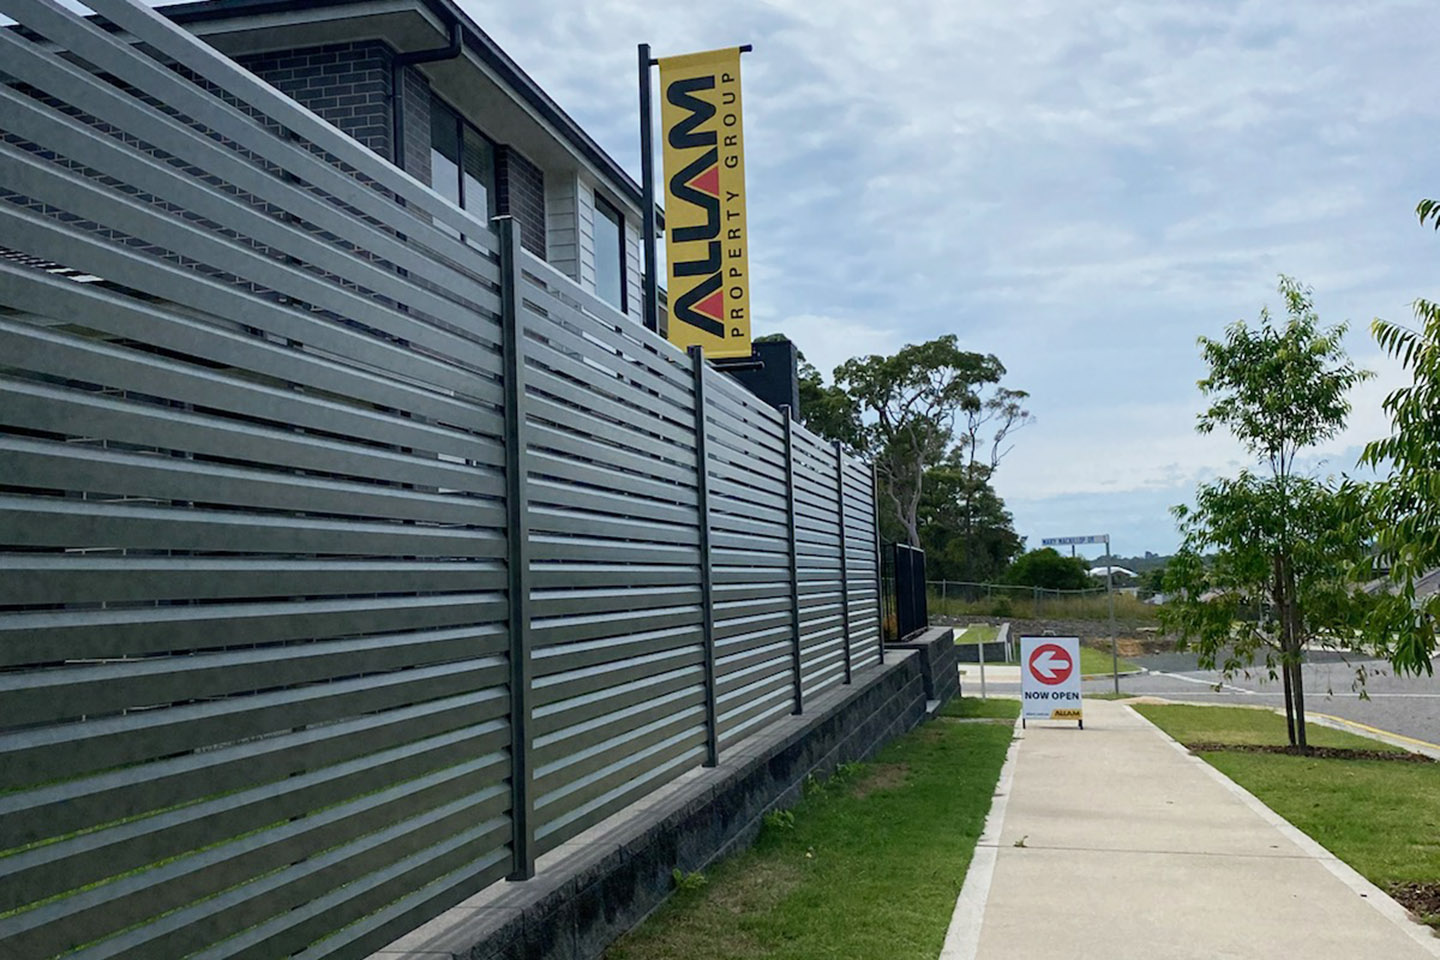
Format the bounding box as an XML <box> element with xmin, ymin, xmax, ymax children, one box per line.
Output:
<box><xmin>0</xmin><ymin>81</ymin><xmax>502</xmax><ymax>324</ymax></box>
<box><xmin>0</xmin><ymin>377</ymin><xmax>501</xmax><ymax>494</ymax></box>
<box><xmin>0</xmin><ymin>495</ymin><xmax>506</xmax><ymax>559</ymax></box>
<box><xmin>528</xmin><ymin>563</ymin><xmax>697</xmax><ymax>590</ymax></box>
<box><xmin>525</xmin><ymin>393</ymin><xmax>699</xmax><ymax>476</ymax></box>
<box><xmin>0</xmin><ymin>624</ymin><xmax>505</xmax><ymax>728</ymax></box>
<box><xmin>0</xmin><ymin>0</ymin><xmax>885</xmax><ymax>953</ymax></box>
<box><xmin>0</xmin><ymin>721</ymin><xmax>505</xmax><ymax>915</ymax></box>
<box><xmin>0</xmin><ymin>658</ymin><xmax>508</xmax><ymax>789</ymax></box>
<box><xmin>0</xmin><ymin>593</ymin><xmax>506</xmax><ymax>666</ymax></box>
<box><xmin>0</xmin><ymin>260</ymin><xmax>506</xmax><ymax>414</ymax></box>
<box><xmin>530</xmin><ymin>665</ymin><xmax>703</xmax><ymax>739</ymax></box>
<box><xmin>0</xmin><ymin>319</ymin><xmax>506</xmax><ymax>458</ymax></box>
<box><xmin>0</xmin><ymin>141</ymin><xmax>503</xmax><ymax>368</ymax></box>
<box><xmin>521</xmin><ymin>269</ymin><xmax>695</xmax><ymax>394</ymax></box>
<box><xmin>2</xmin><ymin>438</ymin><xmax>500</xmax><ymax>529</ymax></box>
<box><xmin>0</xmin><ymin>556</ymin><xmax>504</xmax><ymax>606</ymax></box>
<box><xmin>527</xmin><ymin>505</ymin><xmax>699</xmax><ymax>547</ymax></box>
<box><xmin>0</xmin><ymin>34</ymin><xmax>500</xmax><ymax>302</ymax></box>
<box><xmin>528</xmin><ymin>477</ymin><xmax>697</xmax><ymax>526</ymax></box>
<box><xmin>35</xmin><ymin>0</ymin><xmax>496</xmax><ymax>254</ymax></box>
<box><xmin>0</xmin><ymin>689</ymin><xmax>505</xmax><ymax>851</ymax></box>
<box><xmin>524</xmin><ymin>360</ymin><xmax>697</xmax><ymax>450</ymax></box>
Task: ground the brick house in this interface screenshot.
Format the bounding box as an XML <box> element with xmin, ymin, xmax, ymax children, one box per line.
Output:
<box><xmin>165</xmin><ymin>0</ymin><xmax>650</xmax><ymax>324</ymax></box>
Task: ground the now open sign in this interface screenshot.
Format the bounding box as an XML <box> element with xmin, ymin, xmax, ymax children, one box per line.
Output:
<box><xmin>1020</xmin><ymin>636</ymin><xmax>1083</xmax><ymax>728</ymax></box>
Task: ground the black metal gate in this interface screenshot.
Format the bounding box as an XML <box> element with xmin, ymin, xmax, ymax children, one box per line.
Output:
<box><xmin>882</xmin><ymin>543</ymin><xmax>928</xmax><ymax>641</ymax></box>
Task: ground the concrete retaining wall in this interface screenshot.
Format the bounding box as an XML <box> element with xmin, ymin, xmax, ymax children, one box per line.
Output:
<box><xmin>376</xmin><ymin>638</ymin><xmax>951</xmax><ymax>960</ymax></box>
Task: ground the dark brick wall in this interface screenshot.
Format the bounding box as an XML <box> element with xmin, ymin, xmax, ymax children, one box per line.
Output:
<box><xmin>497</xmin><ymin>146</ymin><xmax>546</xmax><ymax>258</ymax></box>
<box><xmin>237</xmin><ymin>42</ymin><xmax>392</xmax><ymax>160</ymax></box>
<box><xmin>889</xmin><ymin>626</ymin><xmax>961</xmax><ymax>704</ymax></box>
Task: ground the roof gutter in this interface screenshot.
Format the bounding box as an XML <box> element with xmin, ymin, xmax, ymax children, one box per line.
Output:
<box><xmin>390</xmin><ymin>17</ymin><xmax>461</xmax><ymax>171</ymax></box>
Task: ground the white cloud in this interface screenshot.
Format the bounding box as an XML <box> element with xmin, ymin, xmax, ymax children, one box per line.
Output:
<box><xmin>462</xmin><ymin>0</ymin><xmax>1440</xmax><ymax>549</ymax></box>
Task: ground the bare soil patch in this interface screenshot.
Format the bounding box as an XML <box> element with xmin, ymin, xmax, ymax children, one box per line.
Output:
<box><xmin>853</xmin><ymin>762</ymin><xmax>909</xmax><ymax>798</ymax></box>
<box><xmin>1389</xmin><ymin>881</ymin><xmax>1440</xmax><ymax>928</ymax></box>
<box><xmin>1186</xmin><ymin>742</ymin><xmax>1436</xmax><ymax>763</ymax></box>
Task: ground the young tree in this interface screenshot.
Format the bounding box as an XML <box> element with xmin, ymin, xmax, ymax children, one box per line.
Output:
<box><xmin>1357</xmin><ymin>199</ymin><xmax>1440</xmax><ymax>676</ymax></box>
<box><xmin>1164</xmin><ymin>475</ymin><xmax>1371</xmax><ymax>745</ymax></box>
<box><xmin>834</xmin><ymin>335</ymin><xmax>1005</xmax><ymax>547</ymax></box>
<box><xmin>1163</xmin><ymin>276</ymin><xmax>1372</xmax><ymax>750</ymax></box>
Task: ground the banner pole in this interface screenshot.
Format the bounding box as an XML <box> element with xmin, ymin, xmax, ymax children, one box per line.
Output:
<box><xmin>638</xmin><ymin>43</ymin><xmax>659</xmax><ymax>334</ymax></box>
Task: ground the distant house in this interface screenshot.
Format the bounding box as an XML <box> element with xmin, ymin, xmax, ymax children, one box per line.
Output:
<box><xmin>1088</xmin><ymin>565</ymin><xmax>1137</xmax><ymax>580</ymax></box>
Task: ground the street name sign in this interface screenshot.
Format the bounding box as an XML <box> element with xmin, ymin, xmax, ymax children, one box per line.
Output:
<box><xmin>1020</xmin><ymin>636</ymin><xmax>1083</xmax><ymax>728</ymax></box>
<box><xmin>1041</xmin><ymin>534</ymin><xmax>1108</xmax><ymax>546</ymax></box>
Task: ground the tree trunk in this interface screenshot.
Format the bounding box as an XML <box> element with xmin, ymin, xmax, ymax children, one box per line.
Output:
<box><xmin>1272</xmin><ymin>554</ymin><xmax>1297</xmax><ymax>747</ymax></box>
<box><xmin>1285</xmin><ymin>555</ymin><xmax>1309</xmax><ymax>752</ymax></box>
<box><xmin>1279</xmin><ymin>651</ymin><xmax>1296</xmax><ymax>746</ymax></box>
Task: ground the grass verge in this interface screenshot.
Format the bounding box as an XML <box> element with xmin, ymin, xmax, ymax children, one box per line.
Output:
<box><xmin>1134</xmin><ymin>703</ymin><xmax>1440</xmax><ymax>928</ymax></box>
<box><xmin>954</xmin><ymin>623</ymin><xmax>999</xmax><ymax>644</ymax></box>
<box><xmin>605</xmin><ymin>718</ymin><xmax>1015</xmax><ymax>960</ymax></box>
<box><xmin>939</xmin><ymin>697</ymin><xmax>1020</xmax><ymax>720</ymax></box>
<box><xmin>1078</xmin><ymin>645</ymin><xmax>1140</xmax><ymax>675</ymax></box>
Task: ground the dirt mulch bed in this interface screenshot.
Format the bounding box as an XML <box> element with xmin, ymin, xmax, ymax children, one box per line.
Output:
<box><xmin>1389</xmin><ymin>882</ymin><xmax>1440</xmax><ymax>925</ymax></box>
<box><xmin>1184</xmin><ymin>742</ymin><xmax>1437</xmax><ymax>764</ymax></box>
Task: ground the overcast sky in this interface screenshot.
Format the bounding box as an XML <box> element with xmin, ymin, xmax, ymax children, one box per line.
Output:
<box><xmin>470</xmin><ymin>0</ymin><xmax>1436</xmax><ymax>557</ymax></box>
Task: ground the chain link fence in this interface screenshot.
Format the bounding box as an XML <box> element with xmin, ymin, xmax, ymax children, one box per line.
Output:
<box><xmin>927</xmin><ymin>580</ymin><xmax>1163</xmax><ymax>623</ymax></box>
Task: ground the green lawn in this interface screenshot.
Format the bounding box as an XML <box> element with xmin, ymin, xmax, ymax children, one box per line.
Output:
<box><xmin>1134</xmin><ymin>703</ymin><xmax>1440</xmax><ymax>926</ymax></box>
<box><xmin>954</xmin><ymin>623</ymin><xmax>999</xmax><ymax>644</ymax></box>
<box><xmin>939</xmin><ymin>696</ymin><xmax>1020</xmax><ymax>720</ymax></box>
<box><xmin>606</xmin><ymin>719</ymin><xmax>1015</xmax><ymax>960</ymax></box>
<box><xmin>1078</xmin><ymin>645</ymin><xmax>1139</xmax><ymax>675</ymax></box>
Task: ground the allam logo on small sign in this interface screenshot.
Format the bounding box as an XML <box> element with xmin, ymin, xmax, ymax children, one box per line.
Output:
<box><xmin>657</xmin><ymin>46</ymin><xmax>751</xmax><ymax>359</ymax></box>
<box><xmin>1020</xmin><ymin>636</ymin><xmax>1083</xmax><ymax>727</ymax></box>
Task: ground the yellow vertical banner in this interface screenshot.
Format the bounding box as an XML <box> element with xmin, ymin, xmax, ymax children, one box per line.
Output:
<box><xmin>658</xmin><ymin>47</ymin><xmax>751</xmax><ymax>359</ymax></box>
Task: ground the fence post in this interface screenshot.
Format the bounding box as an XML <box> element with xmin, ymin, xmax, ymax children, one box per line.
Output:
<box><xmin>871</xmin><ymin>462</ymin><xmax>884</xmax><ymax>664</ymax></box>
<box><xmin>497</xmin><ymin>218</ymin><xmax>534</xmax><ymax>881</ymax></box>
<box><xmin>689</xmin><ymin>347</ymin><xmax>719</xmax><ymax>766</ymax></box>
<box><xmin>834</xmin><ymin>441</ymin><xmax>852</xmax><ymax>684</ymax></box>
<box><xmin>781</xmin><ymin>407</ymin><xmax>803</xmax><ymax>714</ymax></box>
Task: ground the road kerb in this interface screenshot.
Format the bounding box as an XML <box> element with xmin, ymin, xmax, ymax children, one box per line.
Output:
<box><xmin>1124</xmin><ymin>703</ymin><xmax>1440</xmax><ymax>957</ymax></box>
<box><xmin>938</xmin><ymin>714</ymin><xmax>1023</xmax><ymax>960</ymax></box>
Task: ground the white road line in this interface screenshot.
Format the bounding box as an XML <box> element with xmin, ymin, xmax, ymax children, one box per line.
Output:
<box><xmin>1152</xmin><ymin>670</ymin><xmax>1257</xmax><ymax>694</ymax></box>
<box><xmin>938</xmin><ymin>715</ymin><xmax>1024</xmax><ymax>960</ymax></box>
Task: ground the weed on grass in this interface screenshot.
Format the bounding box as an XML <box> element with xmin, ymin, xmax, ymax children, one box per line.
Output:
<box><xmin>606</xmin><ymin>719</ymin><xmax>1013</xmax><ymax>960</ymax></box>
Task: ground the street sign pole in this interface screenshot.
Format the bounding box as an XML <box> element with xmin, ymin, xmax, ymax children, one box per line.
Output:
<box><xmin>1040</xmin><ymin>534</ymin><xmax>1120</xmax><ymax>696</ymax></box>
<box><xmin>1107</xmin><ymin>535</ymin><xmax>1118</xmax><ymax>695</ymax></box>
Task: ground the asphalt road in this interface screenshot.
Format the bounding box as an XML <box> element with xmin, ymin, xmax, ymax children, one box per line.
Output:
<box><xmin>1108</xmin><ymin>651</ymin><xmax>1440</xmax><ymax>748</ymax></box>
<box><xmin>980</xmin><ymin>648</ymin><xmax>1440</xmax><ymax>748</ymax></box>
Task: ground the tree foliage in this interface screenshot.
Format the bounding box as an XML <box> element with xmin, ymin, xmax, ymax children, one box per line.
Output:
<box><xmin>1356</xmin><ymin>199</ymin><xmax>1440</xmax><ymax>676</ymax></box>
<box><xmin>1164</xmin><ymin>475</ymin><xmax>1370</xmax><ymax>688</ymax></box>
<box><xmin>1163</xmin><ymin>276</ymin><xmax>1371</xmax><ymax>750</ymax></box>
<box><xmin>918</xmin><ymin>456</ymin><xmax>1024</xmax><ymax>582</ymax></box>
<box><xmin>834</xmin><ymin>335</ymin><xmax>1006</xmax><ymax>547</ymax></box>
<box><xmin>1003</xmin><ymin>548</ymin><xmax>1092</xmax><ymax>590</ymax></box>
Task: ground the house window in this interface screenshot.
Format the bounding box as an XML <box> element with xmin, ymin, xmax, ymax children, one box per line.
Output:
<box><xmin>594</xmin><ymin>195</ymin><xmax>626</xmax><ymax>312</ymax></box>
<box><xmin>430</xmin><ymin>98</ymin><xmax>496</xmax><ymax>237</ymax></box>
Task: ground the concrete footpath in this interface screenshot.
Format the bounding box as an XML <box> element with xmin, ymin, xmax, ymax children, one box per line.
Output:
<box><xmin>941</xmin><ymin>698</ymin><xmax>1440</xmax><ymax>960</ymax></box>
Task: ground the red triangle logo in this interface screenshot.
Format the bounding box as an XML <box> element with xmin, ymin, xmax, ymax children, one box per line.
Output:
<box><xmin>689</xmin><ymin>165</ymin><xmax>720</xmax><ymax>196</ymax></box>
<box><xmin>695</xmin><ymin>287</ymin><xmax>723</xmax><ymax>320</ymax></box>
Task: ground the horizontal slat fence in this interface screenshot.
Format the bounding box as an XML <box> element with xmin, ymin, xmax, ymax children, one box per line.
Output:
<box><xmin>0</xmin><ymin>2</ymin><xmax>882</xmax><ymax>958</ymax></box>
